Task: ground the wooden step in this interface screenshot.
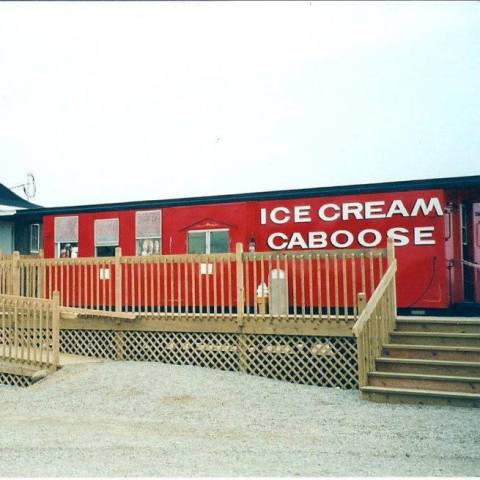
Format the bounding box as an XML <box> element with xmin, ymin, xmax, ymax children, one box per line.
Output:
<box><xmin>390</xmin><ymin>332</ymin><xmax>480</xmax><ymax>348</ymax></box>
<box><xmin>396</xmin><ymin>318</ymin><xmax>480</xmax><ymax>334</ymax></box>
<box><xmin>383</xmin><ymin>344</ymin><xmax>480</xmax><ymax>362</ymax></box>
<box><xmin>375</xmin><ymin>357</ymin><xmax>480</xmax><ymax>377</ymax></box>
<box><xmin>368</xmin><ymin>371</ymin><xmax>480</xmax><ymax>393</ymax></box>
<box><xmin>361</xmin><ymin>386</ymin><xmax>480</xmax><ymax>407</ymax></box>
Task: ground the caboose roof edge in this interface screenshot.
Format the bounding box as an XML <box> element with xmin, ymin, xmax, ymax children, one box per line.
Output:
<box><xmin>15</xmin><ymin>174</ymin><xmax>480</xmax><ymax>217</ymax></box>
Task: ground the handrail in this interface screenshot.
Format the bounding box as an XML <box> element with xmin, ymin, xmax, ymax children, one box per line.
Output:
<box><xmin>352</xmin><ymin>259</ymin><xmax>397</xmax><ymax>337</ymax></box>
<box><xmin>352</xmin><ymin>247</ymin><xmax>397</xmax><ymax>387</ymax></box>
<box><xmin>2</xmin><ymin>247</ymin><xmax>385</xmax><ymax>262</ymax></box>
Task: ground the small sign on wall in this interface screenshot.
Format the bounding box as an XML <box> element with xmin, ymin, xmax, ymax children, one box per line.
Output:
<box><xmin>200</xmin><ymin>263</ymin><xmax>213</xmax><ymax>275</ymax></box>
<box><xmin>99</xmin><ymin>268</ymin><xmax>111</xmax><ymax>280</ymax></box>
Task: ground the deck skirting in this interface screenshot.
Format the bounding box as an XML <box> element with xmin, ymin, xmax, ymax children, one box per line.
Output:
<box><xmin>59</xmin><ymin>329</ymin><xmax>359</xmax><ymax>389</ymax></box>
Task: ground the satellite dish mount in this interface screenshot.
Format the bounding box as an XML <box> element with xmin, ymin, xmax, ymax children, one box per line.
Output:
<box><xmin>10</xmin><ymin>173</ymin><xmax>36</xmax><ymax>200</ymax></box>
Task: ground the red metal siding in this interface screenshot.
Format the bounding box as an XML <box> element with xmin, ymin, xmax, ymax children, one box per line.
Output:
<box><xmin>42</xmin><ymin>189</ymin><xmax>450</xmax><ymax>309</ymax></box>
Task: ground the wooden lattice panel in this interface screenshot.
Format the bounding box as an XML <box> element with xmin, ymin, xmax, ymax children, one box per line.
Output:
<box><xmin>122</xmin><ymin>331</ymin><xmax>240</xmax><ymax>372</ymax></box>
<box><xmin>60</xmin><ymin>330</ymin><xmax>116</xmax><ymax>359</ymax></box>
<box><xmin>58</xmin><ymin>330</ymin><xmax>357</xmax><ymax>389</ymax></box>
<box><xmin>241</xmin><ymin>335</ymin><xmax>358</xmax><ymax>388</ymax></box>
<box><xmin>0</xmin><ymin>372</ymin><xmax>32</xmax><ymax>387</ymax></box>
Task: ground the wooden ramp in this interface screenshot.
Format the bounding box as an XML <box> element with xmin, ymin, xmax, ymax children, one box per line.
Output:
<box><xmin>0</xmin><ymin>294</ymin><xmax>117</xmax><ymax>385</ymax></box>
<box><xmin>0</xmin><ymin>345</ymin><xmax>103</xmax><ymax>379</ymax></box>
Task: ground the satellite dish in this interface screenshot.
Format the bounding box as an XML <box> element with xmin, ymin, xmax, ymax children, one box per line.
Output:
<box><xmin>10</xmin><ymin>172</ymin><xmax>37</xmax><ymax>200</ymax></box>
<box><xmin>24</xmin><ymin>173</ymin><xmax>36</xmax><ymax>199</ymax></box>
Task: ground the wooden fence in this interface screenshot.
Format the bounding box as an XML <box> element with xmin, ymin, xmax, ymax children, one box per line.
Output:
<box><xmin>0</xmin><ymin>292</ymin><xmax>60</xmax><ymax>371</ymax></box>
<box><xmin>352</xmin><ymin>246</ymin><xmax>397</xmax><ymax>387</ymax></box>
<box><xmin>0</xmin><ymin>244</ymin><xmax>392</xmax><ymax>323</ymax></box>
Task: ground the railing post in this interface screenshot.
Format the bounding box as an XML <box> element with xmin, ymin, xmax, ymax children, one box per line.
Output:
<box><xmin>386</xmin><ymin>237</ymin><xmax>397</xmax><ymax>314</ymax></box>
<box><xmin>115</xmin><ymin>247</ymin><xmax>122</xmax><ymax>313</ymax></box>
<box><xmin>357</xmin><ymin>292</ymin><xmax>366</xmax><ymax>316</ymax></box>
<box><xmin>236</xmin><ymin>242</ymin><xmax>244</xmax><ymax>326</ymax></box>
<box><xmin>356</xmin><ymin>291</ymin><xmax>367</xmax><ymax>389</ymax></box>
<box><xmin>11</xmin><ymin>251</ymin><xmax>20</xmax><ymax>296</ymax></box>
<box><xmin>386</xmin><ymin>237</ymin><xmax>395</xmax><ymax>266</ymax></box>
<box><xmin>38</xmin><ymin>249</ymin><xmax>45</xmax><ymax>299</ymax></box>
<box><xmin>114</xmin><ymin>247</ymin><xmax>124</xmax><ymax>359</ymax></box>
<box><xmin>51</xmin><ymin>291</ymin><xmax>60</xmax><ymax>370</ymax></box>
<box><xmin>236</xmin><ymin>242</ymin><xmax>248</xmax><ymax>373</ymax></box>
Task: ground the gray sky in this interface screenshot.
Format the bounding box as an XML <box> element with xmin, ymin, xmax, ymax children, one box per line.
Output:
<box><xmin>0</xmin><ymin>1</ymin><xmax>479</xmax><ymax>208</ymax></box>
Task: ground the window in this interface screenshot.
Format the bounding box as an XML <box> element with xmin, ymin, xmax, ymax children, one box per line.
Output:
<box><xmin>54</xmin><ymin>216</ymin><xmax>79</xmax><ymax>258</ymax></box>
<box><xmin>95</xmin><ymin>218</ymin><xmax>119</xmax><ymax>257</ymax></box>
<box><xmin>136</xmin><ymin>210</ymin><xmax>162</xmax><ymax>256</ymax></box>
<box><xmin>30</xmin><ymin>224</ymin><xmax>40</xmax><ymax>253</ymax></box>
<box><xmin>187</xmin><ymin>229</ymin><xmax>229</xmax><ymax>254</ymax></box>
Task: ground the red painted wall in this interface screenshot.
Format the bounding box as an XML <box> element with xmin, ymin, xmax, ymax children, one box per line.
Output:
<box><xmin>252</xmin><ymin>189</ymin><xmax>447</xmax><ymax>309</ymax></box>
<box><xmin>42</xmin><ymin>189</ymin><xmax>450</xmax><ymax>309</ymax></box>
<box><xmin>43</xmin><ymin>210</ymin><xmax>137</xmax><ymax>258</ymax></box>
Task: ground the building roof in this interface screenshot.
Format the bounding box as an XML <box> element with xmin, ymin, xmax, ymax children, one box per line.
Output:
<box><xmin>0</xmin><ymin>183</ymin><xmax>40</xmax><ymax>214</ymax></box>
<box><xmin>14</xmin><ymin>174</ymin><xmax>480</xmax><ymax>217</ymax></box>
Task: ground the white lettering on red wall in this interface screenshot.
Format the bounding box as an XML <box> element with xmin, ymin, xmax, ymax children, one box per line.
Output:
<box><xmin>261</xmin><ymin>197</ymin><xmax>443</xmax><ymax>250</ymax></box>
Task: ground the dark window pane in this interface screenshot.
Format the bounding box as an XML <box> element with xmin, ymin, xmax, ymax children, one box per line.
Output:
<box><xmin>210</xmin><ymin>231</ymin><xmax>229</xmax><ymax>253</ymax></box>
<box><xmin>96</xmin><ymin>246</ymin><xmax>117</xmax><ymax>257</ymax></box>
<box><xmin>188</xmin><ymin>232</ymin><xmax>206</xmax><ymax>254</ymax></box>
<box><xmin>30</xmin><ymin>224</ymin><xmax>39</xmax><ymax>252</ymax></box>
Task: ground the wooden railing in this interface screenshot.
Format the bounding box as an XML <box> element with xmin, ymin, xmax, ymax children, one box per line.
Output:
<box><xmin>1</xmin><ymin>245</ymin><xmax>390</xmax><ymax>322</ymax></box>
<box><xmin>352</xmin><ymin>239</ymin><xmax>397</xmax><ymax>387</ymax></box>
<box><xmin>0</xmin><ymin>292</ymin><xmax>60</xmax><ymax>371</ymax></box>
<box><xmin>241</xmin><ymin>247</ymin><xmax>386</xmax><ymax>321</ymax></box>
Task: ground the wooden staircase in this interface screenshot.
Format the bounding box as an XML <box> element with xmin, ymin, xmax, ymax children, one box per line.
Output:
<box><xmin>360</xmin><ymin>317</ymin><xmax>480</xmax><ymax>407</ymax></box>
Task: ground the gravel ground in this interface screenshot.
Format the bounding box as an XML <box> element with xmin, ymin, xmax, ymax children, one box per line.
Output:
<box><xmin>0</xmin><ymin>361</ymin><xmax>479</xmax><ymax>477</ymax></box>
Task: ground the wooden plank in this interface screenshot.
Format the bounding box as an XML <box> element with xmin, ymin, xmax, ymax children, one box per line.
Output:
<box><xmin>236</xmin><ymin>243</ymin><xmax>244</xmax><ymax>326</ymax></box>
<box><xmin>115</xmin><ymin>251</ymin><xmax>122</xmax><ymax>312</ymax></box>
<box><xmin>58</xmin><ymin>313</ymin><xmax>356</xmax><ymax>336</ymax></box>
<box><xmin>51</xmin><ymin>291</ymin><xmax>60</xmax><ymax>369</ymax></box>
<box><xmin>0</xmin><ymin>361</ymin><xmax>40</xmax><ymax>377</ymax></box>
<box><xmin>59</xmin><ymin>306</ymin><xmax>136</xmax><ymax>321</ymax></box>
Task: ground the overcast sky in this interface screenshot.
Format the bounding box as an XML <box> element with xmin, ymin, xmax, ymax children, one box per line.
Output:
<box><xmin>0</xmin><ymin>1</ymin><xmax>478</xmax><ymax>208</ymax></box>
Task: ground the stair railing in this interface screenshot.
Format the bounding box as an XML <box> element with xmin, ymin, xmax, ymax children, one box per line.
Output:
<box><xmin>353</xmin><ymin>238</ymin><xmax>397</xmax><ymax>388</ymax></box>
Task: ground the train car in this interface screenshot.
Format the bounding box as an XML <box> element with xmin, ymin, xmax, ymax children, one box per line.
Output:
<box><xmin>15</xmin><ymin>175</ymin><xmax>480</xmax><ymax>315</ymax></box>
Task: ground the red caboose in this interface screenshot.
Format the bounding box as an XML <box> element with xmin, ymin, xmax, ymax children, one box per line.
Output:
<box><xmin>15</xmin><ymin>175</ymin><xmax>480</xmax><ymax>314</ymax></box>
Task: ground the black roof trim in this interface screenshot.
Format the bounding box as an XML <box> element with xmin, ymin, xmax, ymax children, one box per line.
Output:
<box><xmin>15</xmin><ymin>175</ymin><xmax>480</xmax><ymax>217</ymax></box>
<box><xmin>0</xmin><ymin>183</ymin><xmax>41</xmax><ymax>209</ymax></box>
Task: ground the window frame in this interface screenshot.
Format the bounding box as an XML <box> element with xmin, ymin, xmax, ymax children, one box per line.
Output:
<box><xmin>54</xmin><ymin>215</ymin><xmax>79</xmax><ymax>258</ymax></box>
<box><xmin>187</xmin><ymin>228</ymin><xmax>229</xmax><ymax>254</ymax></box>
<box><xmin>94</xmin><ymin>218</ymin><xmax>120</xmax><ymax>257</ymax></box>
<box><xmin>135</xmin><ymin>210</ymin><xmax>162</xmax><ymax>256</ymax></box>
<box><xmin>30</xmin><ymin>223</ymin><xmax>40</xmax><ymax>254</ymax></box>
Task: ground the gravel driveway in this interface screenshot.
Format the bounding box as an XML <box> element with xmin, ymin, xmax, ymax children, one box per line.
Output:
<box><xmin>0</xmin><ymin>361</ymin><xmax>478</xmax><ymax>476</ymax></box>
